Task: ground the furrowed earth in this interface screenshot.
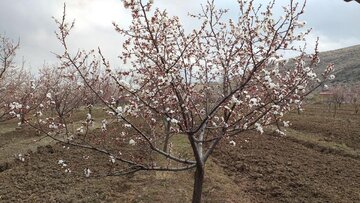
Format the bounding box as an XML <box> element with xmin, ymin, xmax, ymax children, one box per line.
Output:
<box><xmin>0</xmin><ymin>104</ymin><xmax>359</xmax><ymax>202</ymax></box>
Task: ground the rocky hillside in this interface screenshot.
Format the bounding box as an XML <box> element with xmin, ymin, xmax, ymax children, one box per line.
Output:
<box><xmin>317</xmin><ymin>44</ymin><xmax>360</xmax><ymax>84</ymax></box>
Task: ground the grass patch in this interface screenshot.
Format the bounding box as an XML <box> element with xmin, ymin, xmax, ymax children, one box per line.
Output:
<box><xmin>284</xmin><ymin>128</ymin><xmax>360</xmax><ymax>159</ymax></box>
<box><xmin>0</xmin><ymin>119</ymin><xmax>20</xmax><ymax>134</ymax></box>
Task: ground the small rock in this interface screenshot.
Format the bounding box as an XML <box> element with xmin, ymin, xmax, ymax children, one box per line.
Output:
<box><xmin>37</xmin><ymin>145</ymin><xmax>55</xmax><ymax>154</ymax></box>
<box><xmin>0</xmin><ymin>162</ymin><xmax>9</xmax><ymax>172</ymax></box>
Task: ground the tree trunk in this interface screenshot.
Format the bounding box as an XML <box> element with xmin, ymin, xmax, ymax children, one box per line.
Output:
<box><xmin>333</xmin><ymin>105</ymin><xmax>337</xmax><ymax>118</ymax></box>
<box><xmin>20</xmin><ymin>113</ymin><xmax>25</xmax><ymax>125</ymax></box>
<box><xmin>192</xmin><ymin>165</ymin><xmax>205</xmax><ymax>203</ymax></box>
<box><xmin>163</xmin><ymin>133</ymin><xmax>170</xmax><ymax>152</ymax></box>
<box><xmin>88</xmin><ymin>105</ymin><xmax>92</xmax><ymax>115</ymax></box>
<box><xmin>163</xmin><ymin>118</ymin><xmax>171</xmax><ymax>153</ymax></box>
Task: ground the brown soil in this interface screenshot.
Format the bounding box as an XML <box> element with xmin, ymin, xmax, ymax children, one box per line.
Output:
<box><xmin>0</xmin><ymin>127</ymin><xmax>56</xmax><ymax>165</ymax></box>
<box><xmin>0</xmin><ymin>104</ymin><xmax>359</xmax><ymax>202</ymax></box>
<box><xmin>0</xmin><ymin>124</ymin><xmax>252</xmax><ymax>202</ymax></box>
<box><xmin>0</xmin><ymin>142</ymin><xmax>253</xmax><ymax>202</ymax></box>
<box><xmin>212</xmin><ymin>104</ymin><xmax>360</xmax><ymax>203</ymax></box>
<box><xmin>213</xmin><ymin>132</ymin><xmax>360</xmax><ymax>203</ymax></box>
<box><xmin>285</xmin><ymin>104</ymin><xmax>360</xmax><ymax>150</ymax></box>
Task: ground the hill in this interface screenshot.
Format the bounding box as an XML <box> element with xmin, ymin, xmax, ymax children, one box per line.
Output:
<box><xmin>317</xmin><ymin>44</ymin><xmax>360</xmax><ymax>84</ymax></box>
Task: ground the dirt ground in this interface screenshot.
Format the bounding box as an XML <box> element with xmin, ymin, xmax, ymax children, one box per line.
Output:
<box><xmin>286</xmin><ymin>104</ymin><xmax>360</xmax><ymax>150</ymax></box>
<box><xmin>0</xmin><ymin>104</ymin><xmax>360</xmax><ymax>202</ymax></box>
<box><xmin>213</xmin><ymin>104</ymin><xmax>360</xmax><ymax>203</ymax></box>
<box><xmin>0</xmin><ymin>122</ymin><xmax>252</xmax><ymax>203</ymax></box>
<box><xmin>0</xmin><ymin>142</ymin><xmax>252</xmax><ymax>203</ymax></box>
<box><xmin>214</xmin><ymin>133</ymin><xmax>360</xmax><ymax>203</ymax></box>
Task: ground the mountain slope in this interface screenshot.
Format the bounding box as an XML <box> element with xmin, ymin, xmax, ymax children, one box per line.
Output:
<box><xmin>317</xmin><ymin>44</ymin><xmax>360</xmax><ymax>84</ymax></box>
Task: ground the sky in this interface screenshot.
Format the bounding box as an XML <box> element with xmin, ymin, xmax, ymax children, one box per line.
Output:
<box><xmin>0</xmin><ymin>0</ymin><xmax>359</xmax><ymax>72</ymax></box>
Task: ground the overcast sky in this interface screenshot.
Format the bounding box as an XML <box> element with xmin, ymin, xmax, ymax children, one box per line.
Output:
<box><xmin>0</xmin><ymin>0</ymin><xmax>359</xmax><ymax>72</ymax></box>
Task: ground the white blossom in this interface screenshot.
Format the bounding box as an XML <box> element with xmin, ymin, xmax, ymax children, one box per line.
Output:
<box><xmin>283</xmin><ymin>121</ymin><xmax>290</xmax><ymax>127</ymax></box>
<box><xmin>129</xmin><ymin>139</ymin><xmax>136</xmax><ymax>146</ymax></box>
<box><xmin>255</xmin><ymin>123</ymin><xmax>264</xmax><ymax>134</ymax></box>
<box><xmin>84</xmin><ymin>168</ymin><xmax>92</xmax><ymax>177</ymax></box>
<box><xmin>77</xmin><ymin>126</ymin><xmax>84</xmax><ymax>134</ymax></box>
<box><xmin>171</xmin><ymin>118</ymin><xmax>179</xmax><ymax>124</ymax></box>
<box><xmin>15</xmin><ymin>153</ymin><xmax>25</xmax><ymax>162</ymax></box>
<box><xmin>57</xmin><ymin>159</ymin><xmax>68</xmax><ymax>168</ymax></box>
<box><xmin>231</xmin><ymin>95</ymin><xmax>242</xmax><ymax>105</ymax></box>
<box><xmin>294</xmin><ymin>20</ymin><xmax>306</xmax><ymax>28</ymax></box>
<box><xmin>307</xmin><ymin>72</ymin><xmax>317</xmax><ymax>79</ymax></box>
<box><xmin>101</xmin><ymin>119</ymin><xmax>107</xmax><ymax>132</ymax></box>
<box><xmin>116</xmin><ymin>106</ymin><xmax>123</xmax><ymax>115</ymax></box>
<box><xmin>9</xmin><ymin>111</ymin><xmax>16</xmax><ymax>117</ymax></box>
<box><xmin>268</xmin><ymin>82</ymin><xmax>277</xmax><ymax>89</ymax></box>
<box><xmin>249</xmin><ymin>98</ymin><xmax>259</xmax><ymax>107</ymax></box>
<box><xmin>49</xmin><ymin>123</ymin><xmax>58</xmax><ymax>129</ymax></box>
<box><xmin>46</xmin><ymin>92</ymin><xmax>52</xmax><ymax>99</ymax></box>
<box><xmin>86</xmin><ymin>113</ymin><xmax>92</xmax><ymax>121</ymax></box>
<box><xmin>109</xmin><ymin>155</ymin><xmax>116</xmax><ymax>163</ymax></box>
<box><xmin>120</xmin><ymin>79</ymin><xmax>130</xmax><ymax>88</ymax></box>
<box><xmin>275</xmin><ymin>129</ymin><xmax>286</xmax><ymax>136</ymax></box>
<box><xmin>10</xmin><ymin>102</ymin><xmax>22</xmax><ymax>110</ymax></box>
<box><xmin>264</xmin><ymin>75</ymin><xmax>272</xmax><ymax>83</ymax></box>
<box><xmin>30</xmin><ymin>80</ymin><xmax>36</xmax><ymax>90</ymax></box>
<box><xmin>272</xmin><ymin>105</ymin><xmax>280</xmax><ymax>110</ymax></box>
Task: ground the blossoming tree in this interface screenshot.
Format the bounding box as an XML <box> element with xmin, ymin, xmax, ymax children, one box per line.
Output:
<box><xmin>30</xmin><ymin>0</ymin><xmax>335</xmax><ymax>202</ymax></box>
<box><xmin>10</xmin><ymin>68</ymin><xmax>38</xmax><ymax>126</ymax></box>
<box><xmin>34</xmin><ymin>66</ymin><xmax>91</xmax><ymax>136</ymax></box>
<box><xmin>0</xmin><ymin>34</ymin><xmax>21</xmax><ymax>122</ymax></box>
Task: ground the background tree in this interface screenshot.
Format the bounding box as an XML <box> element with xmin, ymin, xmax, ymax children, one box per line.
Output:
<box><xmin>347</xmin><ymin>83</ymin><xmax>360</xmax><ymax>114</ymax></box>
<box><xmin>0</xmin><ymin>34</ymin><xmax>21</xmax><ymax>122</ymax></box>
<box><xmin>36</xmin><ymin>66</ymin><xmax>89</xmax><ymax>136</ymax></box>
<box><xmin>329</xmin><ymin>84</ymin><xmax>346</xmax><ymax>117</ymax></box>
<box><xmin>2</xmin><ymin>63</ymin><xmax>58</xmax><ymax>128</ymax></box>
<box><xmin>30</xmin><ymin>1</ymin><xmax>335</xmax><ymax>202</ymax></box>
